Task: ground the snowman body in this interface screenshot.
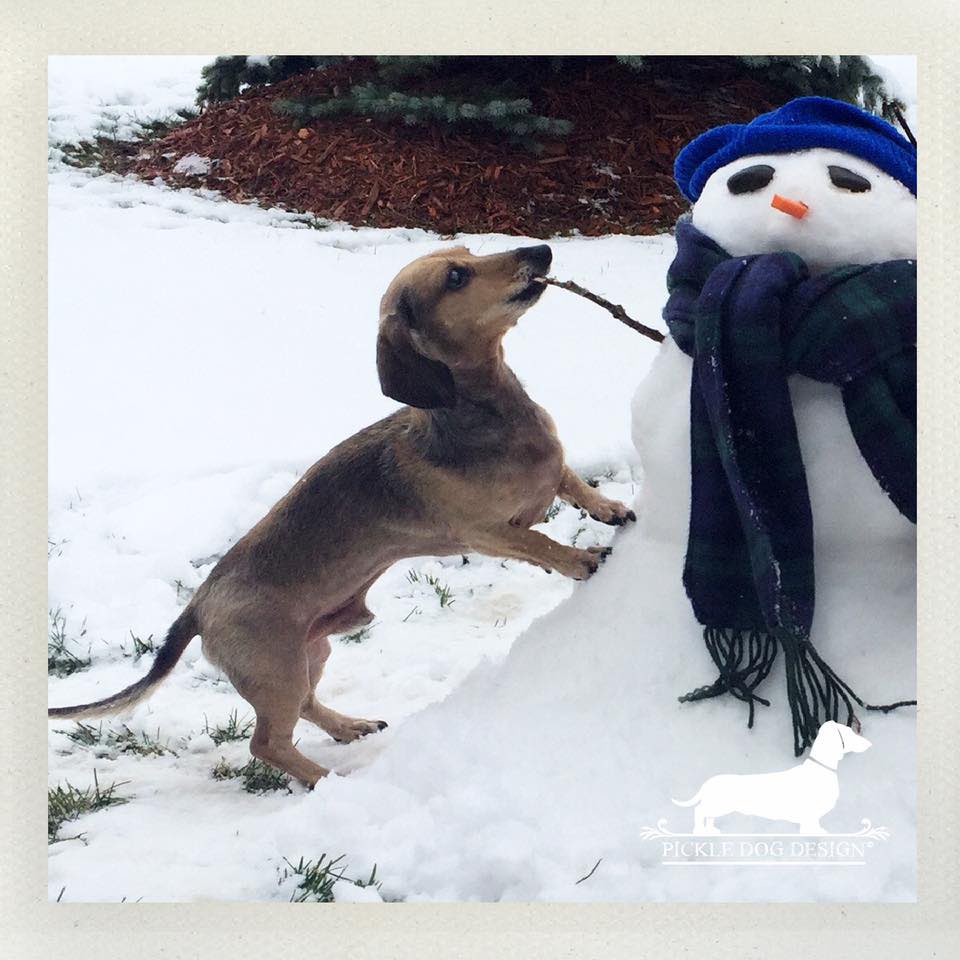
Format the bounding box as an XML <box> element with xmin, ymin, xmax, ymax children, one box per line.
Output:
<box><xmin>633</xmin><ymin>147</ymin><xmax>916</xmax><ymax>558</ymax></box>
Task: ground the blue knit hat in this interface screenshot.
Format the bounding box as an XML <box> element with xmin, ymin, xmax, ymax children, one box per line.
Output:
<box><xmin>674</xmin><ymin>96</ymin><xmax>917</xmax><ymax>202</ymax></box>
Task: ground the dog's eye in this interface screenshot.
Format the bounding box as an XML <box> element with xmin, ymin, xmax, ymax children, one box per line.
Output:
<box><xmin>828</xmin><ymin>165</ymin><xmax>871</xmax><ymax>193</ymax></box>
<box><xmin>726</xmin><ymin>164</ymin><xmax>775</xmax><ymax>195</ymax></box>
<box><xmin>446</xmin><ymin>267</ymin><xmax>469</xmax><ymax>291</ymax></box>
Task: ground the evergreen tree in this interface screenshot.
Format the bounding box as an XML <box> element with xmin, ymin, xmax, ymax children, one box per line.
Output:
<box><xmin>196</xmin><ymin>55</ymin><xmax>905</xmax><ymax>151</ymax></box>
<box><xmin>196</xmin><ymin>56</ymin><xmax>345</xmax><ymax>104</ymax></box>
<box><xmin>734</xmin><ymin>56</ymin><xmax>896</xmax><ymax>116</ymax></box>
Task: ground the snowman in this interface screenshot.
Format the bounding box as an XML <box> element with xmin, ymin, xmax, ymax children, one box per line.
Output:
<box><xmin>226</xmin><ymin>101</ymin><xmax>917</xmax><ymax>899</ymax></box>
<box><xmin>632</xmin><ymin>97</ymin><xmax>917</xmax><ymax>755</ymax></box>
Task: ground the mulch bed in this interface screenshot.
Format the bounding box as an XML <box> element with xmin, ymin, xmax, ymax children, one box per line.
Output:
<box><xmin>130</xmin><ymin>58</ymin><xmax>787</xmax><ymax>237</ymax></box>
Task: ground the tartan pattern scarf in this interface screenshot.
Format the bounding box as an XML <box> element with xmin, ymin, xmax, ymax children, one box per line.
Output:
<box><xmin>663</xmin><ymin>218</ymin><xmax>917</xmax><ymax>755</ymax></box>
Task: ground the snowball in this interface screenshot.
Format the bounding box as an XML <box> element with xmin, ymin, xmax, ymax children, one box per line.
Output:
<box><xmin>172</xmin><ymin>154</ymin><xmax>212</xmax><ymax>176</ymax></box>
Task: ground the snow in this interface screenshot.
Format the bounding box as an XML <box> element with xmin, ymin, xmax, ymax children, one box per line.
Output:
<box><xmin>330</xmin><ymin>879</ymin><xmax>384</xmax><ymax>903</ymax></box>
<box><xmin>48</xmin><ymin>163</ymin><xmax>662</xmax><ymax>501</ymax></box>
<box><xmin>48</xmin><ymin>56</ymin><xmax>211</xmax><ymax>151</ymax></box>
<box><xmin>172</xmin><ymin>153</ymin><xmax>212</xmax><ymax>176</ymax></box>
<box><xmin>48</xmin><ymin>56</ymin><xmax>916</xmax><ymax>904</ymax></box>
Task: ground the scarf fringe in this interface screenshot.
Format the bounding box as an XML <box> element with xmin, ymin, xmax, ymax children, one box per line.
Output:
<box><xmin>680</xmin><ymin>628</ymin><xmax>917</xmax><ymax>756</ymax></box>
<box><xmin>677</xmin><ymin>628</ymin><xmax>778</xmax><ymax>728</ymax></box>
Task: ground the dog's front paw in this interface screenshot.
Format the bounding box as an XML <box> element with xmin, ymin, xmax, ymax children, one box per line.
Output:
<box><xmin>557</xmin><ymin>545</ymin><xmax>612</xmax><ymax>580</ymax></box>
<box><xmin>586</xmin><ymin>497</ymin><xmax>637</xmax><ymax>526</ymax></box>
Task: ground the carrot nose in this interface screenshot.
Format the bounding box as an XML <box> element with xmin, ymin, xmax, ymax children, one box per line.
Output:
<box><xmin>771</xmin><ymin>194</ymin><xmax>809</xmax><ymax>219</ymax></box>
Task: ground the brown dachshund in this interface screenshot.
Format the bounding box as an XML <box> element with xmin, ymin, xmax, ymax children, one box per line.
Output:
<box><xmin>49</xmin><ymin>243</ymin><xmax>636</xmax><ymax>786</ymax></box>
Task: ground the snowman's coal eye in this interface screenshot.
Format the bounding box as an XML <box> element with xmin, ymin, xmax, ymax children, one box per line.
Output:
<box><xmin>828</xmin><ymin>165</ymin><xmax>871</xmax><ymax>193</ymax></box>
<box><xmin>726</xmin><ymin>164</ymin><xmax>775</xmax><ymax>195</ymax></box>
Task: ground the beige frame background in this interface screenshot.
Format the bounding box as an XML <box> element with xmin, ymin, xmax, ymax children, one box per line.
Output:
<box><xmin>2</xmin><ymin>1</ymin><xmax>957</xmax><ymax>956</ymax></box>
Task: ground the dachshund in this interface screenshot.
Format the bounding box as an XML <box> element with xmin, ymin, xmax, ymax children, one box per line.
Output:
<box><xmin>49</xmin><ymin>243</ymin><xmax>636</xmax><ymax>786</ymax></box>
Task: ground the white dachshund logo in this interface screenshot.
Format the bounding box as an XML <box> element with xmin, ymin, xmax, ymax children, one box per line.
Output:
<box><xmin>673</xmin><ymin>721</ymin><xmax>871</xmax><ymax>835</ymax></box>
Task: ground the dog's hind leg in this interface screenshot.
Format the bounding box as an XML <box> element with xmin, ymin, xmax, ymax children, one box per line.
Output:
<box><xmin>236</xmin><ymin>665</ymin><xmax>329</xmax><ymax>786</ymax></box>
<box><xmin>250</xmin><ymin>701</ymin><xmax>329</xmax><ymax>787</ymax></box>
<box><xmin>214</xmin><ymin>626</ymin><xmax>330</xmax><ymax>787</ymax></box>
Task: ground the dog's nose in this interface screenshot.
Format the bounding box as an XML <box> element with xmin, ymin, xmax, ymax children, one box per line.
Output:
<box><xmin>516</xmin><ymin>244</ymin><xmax>552</xmax><ymax>274</ymax></box>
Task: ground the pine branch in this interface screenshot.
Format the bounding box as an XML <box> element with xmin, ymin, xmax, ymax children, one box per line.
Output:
<box><xmin>274</xmin><ymin>84</ymin><xmax>572</xmax><ymax>149</ymax></box>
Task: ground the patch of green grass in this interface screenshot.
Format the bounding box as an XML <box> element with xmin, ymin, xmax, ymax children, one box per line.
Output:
<box><xmin>58</xmin><ymin>136</ymin><xmax>137</xmax><ymax>174</ymax></box>
<box><xmin>123</xmin><ymin>630</ymin><xmax>157</xmax><ymax>661</ymax></box>
<box><xmin>173</xmin><ymin>578</ymin><xmax>195</xmax><ymax>602</ymax></box>
<box><xmin>338</xmin><ymin>626</ymin><xmax>373</xmax><ymax>644</ymax></box>
<box><xmin>141</xmin><ymin>110</ymin><xmax>200</xmax><ymax>137</ymax></box>
<box><xmin>59</xmin><ymin>721</ymin><xmax>103</xmax><ymax>748</ymax></box>
<box><xmin>405</xmin><ymin>569</ymin><xmax>455</xmax><ymax>608</ymax></box>
<box><xmin>48</xmin><ymin>607</ymin><xmax>91</xmax><ymax>678</ymax></box>
<box><xmin>58</xmin><ymin>108</ymin><xmax>199</xmax><ymax>174</ymax></box>
<box><xmin>204</xmin><ymin>709</ymin><xmax>255</xmax><ymax>745</ymax></box>
<box><xmin>280</xmin><ymin>854</ymin><xmax>380</xmax><ymax>902</ymax></box>
<box><xmin>106</xmin><ymin>725</ymin><xmax>175</xmax><ymax>758</ymax></box>
<box><xmin>212</xmin><ymin>757</ymin><xmax>292</xmax><ymax>794</ymax></box>
<box><xmin>113</xmin><ymin>725</ymin><xmax>152</xmax><ymax>754</ymax></box>
<box><xmin>543</xmin><ymin>499</ymin><xmax>564</xmax><ymax>522</ymax></box>
<box><xmin>57</xmin><ymin>721</ymin><xmax>177</xmax><ymax>758</ymax></box>
<box><xmin>48</xmin><ymin>771</ymin><xmax>130</xmax><ymax>843</ymax></box>
<box><xmin>295</xmin><ymin>214</ymin><xmax>333</xmax><ymax>231</ymax></box>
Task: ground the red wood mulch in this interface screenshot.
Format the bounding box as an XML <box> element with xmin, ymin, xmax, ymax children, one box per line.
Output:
<box><xmin>130</xmin><ymin>58</ymin><xmax>786</xmax><ymax>238</ymax></box>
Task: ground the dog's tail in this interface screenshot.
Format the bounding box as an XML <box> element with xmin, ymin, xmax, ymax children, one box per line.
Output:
<box><xmin>671</xmin><ymin>790</ymin><xmax>702</xmax><ymax>808</ymax></box>
<box><xmin>48</xmin><ymin>607</ymin><xmax>198</xmax><ymax>721</ymax></box>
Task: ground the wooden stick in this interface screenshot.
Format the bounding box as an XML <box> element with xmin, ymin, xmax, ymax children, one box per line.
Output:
<box><xmin>892</xmin><ymin>105</ymin><xmax>917</xmax><ymax>148</ymax></box>
<box><xmin>543</xmin><ymin>277</ymin><xmax>665</xmax><ymax>343</ymax></box>
<box><xmin>575</xmin><ymin>857</ymin><xmax>603</xmax><ymax>885</ymax></box>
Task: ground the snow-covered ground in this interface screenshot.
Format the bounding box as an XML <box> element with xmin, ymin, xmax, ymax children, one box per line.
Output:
<box><xmin>47</xmin><ymin>56</ymin><xmax>916</xmax><ymax>903</ymax></box>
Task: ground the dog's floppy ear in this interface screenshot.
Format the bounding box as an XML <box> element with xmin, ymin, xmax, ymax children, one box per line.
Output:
<box><xmin>377</xmin><ymin>291</ymin><xmax>456</xmax><ymax>409</ymax></box>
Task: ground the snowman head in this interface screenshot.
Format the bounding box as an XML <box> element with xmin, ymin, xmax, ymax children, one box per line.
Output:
<box><xmin>675</xmin><ymin>97</ymin><xmax>917</xmax><ymax>273</ymax></box>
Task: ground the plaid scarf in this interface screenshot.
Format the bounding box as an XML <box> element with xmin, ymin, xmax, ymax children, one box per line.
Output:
<box><xmin>663</xmin><ymin>219</ymin><xmax>916</xmax><ymax>755</ymax></box>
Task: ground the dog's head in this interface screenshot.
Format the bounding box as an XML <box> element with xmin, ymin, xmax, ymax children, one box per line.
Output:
<box><xmin>814</xmin><ymin>720</ymin><xmax>872</xmax><ymax>763</ymax></box>
<box><xmin>376</xmin><ymin>244</ymin><xmax>552</xmax><ymax>408</ymax></box>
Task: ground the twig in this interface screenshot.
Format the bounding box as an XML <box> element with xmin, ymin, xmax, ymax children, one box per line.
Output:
<box><xmin>892</xmin><ymin>105</ymin><xmax>917</xmax><ymax>148</ymax></box>
<box><xmin>544</xmin><ymin>278</ymin><xmax>664</xmax><ymax>343</ymax></box>
<box><xmin>575</xmin><ymin>857</ymin><xmax>603</xmax><ymax>885</ymax></box>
